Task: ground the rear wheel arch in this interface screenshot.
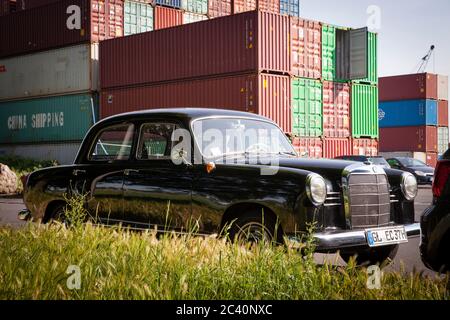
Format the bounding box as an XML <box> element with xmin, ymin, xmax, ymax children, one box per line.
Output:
<box><xmin>43</xmin><ymin>200</ymin><xmax>67</xmax><ymax>223</ymax></box>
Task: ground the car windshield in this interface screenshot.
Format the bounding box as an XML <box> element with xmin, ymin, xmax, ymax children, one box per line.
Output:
<box><xmin>368</xmin><ymin>157</ymin><xmax>390</xmax><ymax>166</ymax></box>
<box><xmin>192</xmin><ymin>118</ymin><xmax>296</xmax><ymax>159</ymax></box>
<box><xmin>398</xmin><ymin>157</ymin><xmax>427</xmax><ymax>167</ymax></box>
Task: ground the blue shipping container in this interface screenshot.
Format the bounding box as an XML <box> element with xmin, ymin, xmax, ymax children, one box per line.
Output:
<box><xmin>280</xmin><ymin>0</ymin><xmax>300</xmax><ymax>17</ymax></box>
<box><xmin>155</xmin><ymin>0</ymin><xmax>181</xmax><ymax>9</ymax></box>
<box><xmin>378</xmin><ymin>99</ymin><xmax>438</xmax><ymax>128</ymax></box>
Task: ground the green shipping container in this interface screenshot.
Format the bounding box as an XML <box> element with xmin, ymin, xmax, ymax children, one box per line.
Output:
<box><xmin>351</xmin><ymin>84</ymin><xmax>378</xmax><ymax>138</ymax></box>
<box><xmin>322</xmin><ymin>24</ymin><xmax>378</xmax><ymax>85</ymax></box>
<box><xmin>0</xmin><ymin>94</ymin><xmax>97</xmax><ymax>144</ymax></box>
<box><xmin>181</xmin><ymin>0</ymin><xmax>208</xmax><ymax>15</ymax></box>
<box><xmin>291</xmin><ymin>78</ymin><xmax>322</xmax><ymax>137</ymax></box>
<box><xmin>124</xmin><ymin>1</ymin><xmax>154</xmax><ymax>36</ymax></box>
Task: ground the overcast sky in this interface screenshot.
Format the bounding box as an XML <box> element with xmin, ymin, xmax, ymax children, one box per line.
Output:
<box><xmin>300</xmin><ymin>0</ymin><xmax>450</xmax><ymax>78</ymax></box>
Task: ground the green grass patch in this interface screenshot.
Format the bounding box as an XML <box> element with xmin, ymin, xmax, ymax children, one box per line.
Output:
<box><xmin>0</xmin><ymin>222</ymin><xmax>448</xmax><ymax>300</ymax></box>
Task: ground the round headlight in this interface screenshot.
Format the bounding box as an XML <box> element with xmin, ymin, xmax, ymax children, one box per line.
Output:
<box><xmin>414</xmin><ymin>170</ymin><xmax>426</xmax><ymax>177</ymax></box>
<box><xmin>306</xmin><ymin>174</ymin><xmax>327</xmax><ymax>206</ymax></box>
<box><xmin>401</xmin><ymin>172</ymin><xmax>418</xmax><ymax>201</ymax></box>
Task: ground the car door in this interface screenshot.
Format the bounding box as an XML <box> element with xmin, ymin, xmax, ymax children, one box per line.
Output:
<box><xmin>122</xmin><ymin>121</ymin><xmax>193</xmax><ymax>231</ymax></box>
<box><xmin>71</xmin><ymin>122</ymin><xmax>136</xmax><ymax>225</ymax></box>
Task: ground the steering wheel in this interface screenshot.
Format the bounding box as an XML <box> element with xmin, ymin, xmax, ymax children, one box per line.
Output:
<box><xmin>245</xmin><ymin>143</ymin><xmax>271</xmax><ymax>154</ymax></box>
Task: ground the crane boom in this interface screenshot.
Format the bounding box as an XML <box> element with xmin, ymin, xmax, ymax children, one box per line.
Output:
<box><xmin>417</xmin><ymin>45</ymin><xmax>435</xmax><ymax>73</ymax></box>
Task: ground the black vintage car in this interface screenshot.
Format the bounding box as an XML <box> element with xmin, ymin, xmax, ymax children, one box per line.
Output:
<box><xmin>20</xmin><ymin>109</ymin><xmax>421</xmax><ymax>265</ymax></box>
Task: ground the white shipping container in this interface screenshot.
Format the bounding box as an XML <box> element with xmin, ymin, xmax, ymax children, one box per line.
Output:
<box><xmin>379</xmin><ymin>151</ymin><xmax>427</xmax><ymax>164</ymax></box>
<box><xmin>437</xmin><ymin>74</ymin><xmax>449</xmax><ymax>101</ymax></box>
<box><xmin>183</xmin><ymin>12</ymin><xmax>208</xmax><ymax>24</ymax></box>
<box><xmin>0</xmin><ymin>142</ymin><xmax>81</xmax><ymax>165</ymax></box>
<box><xmin>0</xmin><ymin>44</ymin><xmax>98</xmax><ymax>101</ymax></box>
<box><xmin>438</xmin><ymin>127</ymin><xmax>449</xmax><ymax>155</ymax></box>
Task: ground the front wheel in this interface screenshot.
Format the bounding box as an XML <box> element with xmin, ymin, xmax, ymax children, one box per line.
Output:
<box><xmin>340</xmin><ymin>245</ymin><xmax>399</xmax><ymax>267</ymax></box>
<box><xmin>227</xmin><ymin>211</ymin><xmax>282</xmax><ymax>245</ymax></box>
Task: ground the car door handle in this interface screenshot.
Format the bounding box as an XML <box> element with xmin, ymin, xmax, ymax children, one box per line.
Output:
<box><xmin>72</xmin><ymin>169</ymin><xmax>86</xmax><ymax>176</ymax></box>
<box><xmin>124</xmin><ymin>169</ymin><xmax>139</xmax><ymax>176</ymax></box>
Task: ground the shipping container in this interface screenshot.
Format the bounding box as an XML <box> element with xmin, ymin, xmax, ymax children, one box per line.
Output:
<box><xmin>291</xmin><ymin>78</ymin><xmax>322</xmax><ymax>137</ymax></box>
<box><xmin>352</xmin><ymin>138</ymin><xmax>378</xmax><ymax>156</ymax></box>
<box><xmin>207</xmin><ymin>0</ymin><xmax>231</xmax><ymax>18</ymax></box>
<box><xmin>15</xmin><ymin>0</ymin><xmax>62</xmax><ymax>11</ymax></box>
<box><xmin>100</xmin><ymin>73</ymin><xmax>291</xmax><ymax>133</ymax></box>
<box><xmin>100</xmin><ymin>11</ymin><xmax>290</xmax><ymax>89</ymax></box>
<box><xmin>181</xmin><ymin>0</ymin><xmax>207</xmax><ymax>14</ymax></box>
<box><xmin>0</xmin><ymin>0</ymin><xmax>124</xmax><ymax>58</ymax></box>
<box><xmin>378</xmin><ymin>99</ymin><xmax>438</xmax><ymax>128</ymax></box>
<box><xmin>155</xmin><ymin>0</ymin><xmax>181</xmax><ymax>8</ymax></box>
<box><xmin>0</xmin><ymin>0</ymin><xmax>12</xmax><ymax>16</ymax></box>
<box><xmin>321</xmin><ymin>24</ymin><xmax>336</xmax><ymax>82</ymax></box>
<box><xmin>0</xmin><ymin>44</ymin><xmax>98</xmax><ymax>101</ymax></box>
<box><xmin>232</xmin><ymin>0</ymin><xmax>279</xmax><ymax>14</ymax></box>
<box><xmin>124</xmin><ymin>0</ymin><xmax>153</xmax><ymax>35</ymax></box>
<box><xmin>379</xmin><ymin>126</ymin><xmax>437</xmax><ymax>153</ymax></box>
<box><xmin>322</xmin><ymin>137</ymin><xmax>352</xmax><ymax>159</ymax></box>
<box><xmin>438</xmin><ymin>100</ymin><xmax>449</xmax><ymax>127</ymax></box>
<box><xmin>351</xmin><ymin>84</ymin><xmax>378</xmax><ymax>138</ymax></box>
<box><xmin>0</xmin><ymin>93</ymin><xmax>97</xmax><ymax>144</ymax></box>
<box><xmin>379</xmin><ymin>151</ymin><xmax>427</xmax><ymax>164</ymax></box>
<box><xmin>438</xmin><ymin>127</ymin><xmax>449</xmax><ymax>155</ymax></box>
<box><xmin>379</xmin><ymin>73</ymin><xmax>438</xmax><ymax>102</ymax></box>
<box><xmin>0</xmin><ymin>142</ymin><xmax>81</xmax><ymax>165</ymax></box>
<box><xmin>437</xmin><ymin>74</ymin><xmax>448</xmax><ymax>100</ymax></box>
<box><xmin>291</xmin><ymin>137</ymin><xmax>322</xmax><ymax>158</ymax></box>
<box><xmin>352</xmin><ymin>31</ymin><xmax>377</xmax><ymax>85</ymax></box>
<box><xmin>426</xmin><ymin>153</ymin><xmax>438</xmax><ymax>168</ymax></box>
<box><xmin>154</xmin><ymin>5</ymin><xmax>183</xmax><ymax>30</ymax></box>
<box><xmin>290</xmin><ymin>17</ymin><xmax>321</xmax><ymax>79</ymax></box>
<box><xmin>183</xmin><ymin>11</ymin><xmax>207</xmax><ymax>24</ymax></box>
<box><xmin>280</xmin><ymin>0</ymin><xmax>299</xmax><ymax>17</ymax></box>
<box><xmin>322</xmin><ymin>81</ymin><xmax>350</xmax><ymax>138</ymax></box>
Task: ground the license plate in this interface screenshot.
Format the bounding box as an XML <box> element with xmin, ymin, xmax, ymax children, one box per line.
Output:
<box><xmin>366</xmin><ymin>226</ymin><xmax>408</xmax><ymax>247</ymax></box>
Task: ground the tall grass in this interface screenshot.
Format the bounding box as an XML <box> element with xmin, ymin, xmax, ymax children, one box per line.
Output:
<box><xmin>0</xmin><ymin>194</ymin><xmax>448</xmax><ymax>300</ymax></box>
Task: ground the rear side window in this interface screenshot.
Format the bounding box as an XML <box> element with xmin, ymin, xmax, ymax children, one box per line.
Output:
<box><xmin>89</xmin><ymin>124</ymin><xmax>135</xmax><ymax>161</ymax></box>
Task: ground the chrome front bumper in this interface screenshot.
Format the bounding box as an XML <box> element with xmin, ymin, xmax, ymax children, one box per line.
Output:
<box><xmin>286</xmin><ymin>223</ymin><xmax>421</xmax><ymax>252</ymax></box>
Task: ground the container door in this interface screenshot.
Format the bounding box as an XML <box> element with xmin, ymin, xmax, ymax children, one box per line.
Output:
<box><xmin>336</xmin><ymin>27</ymin><xmax>368</xmax><ymax>81</ymax></box>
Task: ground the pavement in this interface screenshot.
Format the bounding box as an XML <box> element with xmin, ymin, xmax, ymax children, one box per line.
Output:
<box><xmin>0</xmin><ymin>186</ymin><xmax>436</xmax><ymax>275</ymax></box>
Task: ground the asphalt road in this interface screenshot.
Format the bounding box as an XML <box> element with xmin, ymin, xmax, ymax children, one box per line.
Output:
<box><xmin>0</xmin><ymin>186</ymin><xmax>436</xmax><ymax>275</ymax></box>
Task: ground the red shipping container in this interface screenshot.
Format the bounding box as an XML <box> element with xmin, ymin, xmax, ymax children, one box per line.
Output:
<box><xmin>291</xmin><ymin>137</ymin><xmax>322</xmax><ymax>158</ymax></box>
<box><xmin>290</xmin><ymin>17</ymin><xmax>321</xmax><ymax>79</ymax></box>
<box><xmin>100</xmin><ymin>73</ymin><xmax>292</xmax><ymax>133</ymax></box>
<box><xmin>438</xmin><ymin>100</ymin><xmax>449</xmax><ymax>127</ymax></box>
<box><xmin>323</xmin><ymin>138</ymin><xmax>352</xmax><ymax>159</ymax></box>
<box><xmin>379</xmin><ymin>126</ymin><xmax>438</xmax><ymax>153</ymax></box>
<box><xmin>208</xmin><ymin>0</ymin><xmax>231</xmax><ymax>18</ymax></box>
<box><xmin>0</xmin><ymin>0</ymin><xmax>11</xmax><ymax>16</ymax></box>
<box><xmin>15</xmin><ymin>0</ymin><xmax>60</xmax><ymax>11</ymax></box>
<box><xmin>426</xmin><ymin>153</ymin><xmax>438</xmax><ymax>168</ymax></box>
<box><xmin>0</xmin><ymin>0</ymin><xmax>123</xmax><ymax>58</ymax></box>
<box><xmin>352</xmin><ymin>138</ymin><xmax>378</xmax><ymax>156</ymax></box>
<box><xmin>233</xmin><ymin>0</ymin><xmax>279</xmax><ymax>14</ymax></box>
<box><xmin>379</xmin><ymin>73</ymin><xmax>438</xmax><ymax>102</ymax></box>
<box><xmin>100</xmin><ymin>11</ymin><xmax>290</xmax><ymax>89</ymax></box>
<box><xmin>322</xmin><ymin>81</ymin><xmax>350</xmax><ymax>138</ymax></box>
<box><xmin>154</xmin><ymin>6</ymin><xmax>183</xmax><ymax>30</ymax></box>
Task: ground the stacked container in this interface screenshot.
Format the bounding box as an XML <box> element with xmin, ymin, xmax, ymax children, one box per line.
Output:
<box><xmin>0</xmin><ymin>0</ymin><xmax>126</xmax><ymax>164</ymax></box>
<box><xmin>379</xmin><ymin>73</ymin><xmax>449</xmax><ymax>167</ymax></box>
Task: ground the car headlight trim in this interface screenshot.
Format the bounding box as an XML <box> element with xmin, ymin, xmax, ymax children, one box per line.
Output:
<box><xmin>306</xmin><ymin>173</ymin><xmax>327</xmax><ymax>206</ymax></box>
<box><xmin>401</xmin><ymin>172</ymin><xmax>418</xmax><ymax>201</ymax></box>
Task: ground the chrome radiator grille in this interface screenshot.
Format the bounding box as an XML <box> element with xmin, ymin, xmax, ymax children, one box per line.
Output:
<box><xmin>348</xmin><ymin>174</ymin><xmax>391</xmax><ymax>229</ymax></box>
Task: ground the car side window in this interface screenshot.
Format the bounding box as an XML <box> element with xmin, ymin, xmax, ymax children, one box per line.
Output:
<box><xmin>137</xmin><ymin>123</ymin><xmax>179</xmax><ymax>160</ymax></box>
<box><xmin>89</xmin><ymin>124</ymin><xmax>135</xmax><ymax>161</ymax></box>
<box><xmin>387</xmin><ymin>159</ymin><xmax>400</xmax><ymax>167</ymax></box>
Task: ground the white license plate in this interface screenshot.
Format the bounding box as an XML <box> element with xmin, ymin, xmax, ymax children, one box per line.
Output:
<box><xmin>366</xmin><ymin>226</ymin><xmax>408</xmax><ymax>247</ymax></box>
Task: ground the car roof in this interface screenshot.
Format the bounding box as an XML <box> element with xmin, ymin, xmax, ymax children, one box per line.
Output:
<box><xmin>98</xmin><ymin>108</ymin><xmax>271</xmax><ymax>124</ymax></box>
